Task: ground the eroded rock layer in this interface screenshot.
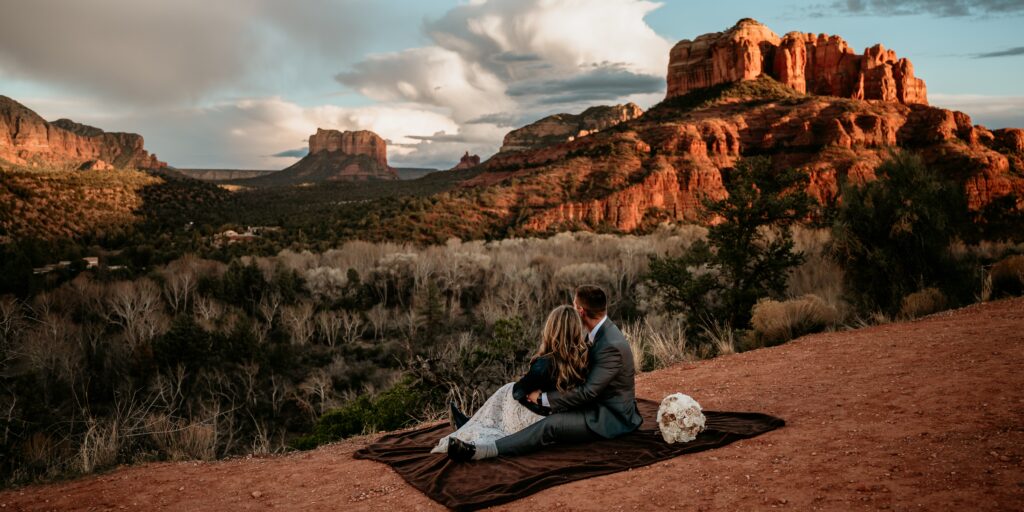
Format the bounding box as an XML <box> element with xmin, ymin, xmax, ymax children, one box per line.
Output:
<box><xmin>499</xmin><ymin>103</ymin><xmax>644</xmax><ymax>153</ymax></box>
<box><xmin>0</xmin><ymin>96</ymin><xmax>165</xmax><ymax>169</ymax></box>
<box><xmin>667</xmin><ymin>19</ymin><xmax>928</xmax><ymax>105</ymax></box>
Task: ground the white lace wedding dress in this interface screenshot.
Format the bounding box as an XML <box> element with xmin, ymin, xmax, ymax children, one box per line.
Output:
<box><xmin>431</xmin><ymin>382</ymin><xmax>544</xmax><ymax>453</ymax></box>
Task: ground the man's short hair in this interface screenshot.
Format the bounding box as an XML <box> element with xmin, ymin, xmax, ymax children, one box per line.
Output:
<box><xmin>574</xmin><ymin>284</ymin><xmax>607</xmax><ymax>319</ymax></box>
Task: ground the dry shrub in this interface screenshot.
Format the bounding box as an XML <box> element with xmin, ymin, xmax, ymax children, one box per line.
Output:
<box><xmin>751</xmin><ymin>294</ymin><xmax>840</xmax><ymax>346</ymax></box>
<box><xmin>146</xmin><ymin>414</ymin><xmax>217</xmax><ymax>461</ymax></box>
<box><xmin>22</xmin><ymin>432</ymin><xmax>67</xmax><ymax>474</ymax></box>
<box><xmin>899</xmin><ymin>288</ymin><xmax>948</xmax><ymax>319</ymax></box>
<box><xmin>701</xmin><ymin>320</ymin><xmax>738</xmax><ymax>356</ymax></box>
<box><xmin>79</xmin><ymin>418</ymin><xmax>121</xmax><ymax>473</ymax></box>
<box><xmin>990</xmin><ymin>255</ymin><xmax>1024</xmax><ymax>298</ymax></box>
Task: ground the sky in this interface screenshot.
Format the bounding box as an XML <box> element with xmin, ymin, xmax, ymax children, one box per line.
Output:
<box><xmin>1</xmin><ymin>0</ymin><xmax>1022</xmax><ymax>170</ymax></box>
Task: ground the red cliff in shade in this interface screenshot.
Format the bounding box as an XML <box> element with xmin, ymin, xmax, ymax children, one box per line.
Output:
<box><xmin>0</xmin><ymin>95</ymin><xmax>165</xmax><ymax>170</ymax></box>
<box><xmin>667</xmin><ymin>19</ymin><xmax>928</xmax><ymax>105</ymax></box>
<box><xmin>452</xmin><ymin>151</ymin><xmax>481</xmax><ymax>170</ymax></box>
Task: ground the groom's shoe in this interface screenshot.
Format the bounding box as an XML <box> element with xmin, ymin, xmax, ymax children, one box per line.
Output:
<box><xmin>449</xmin><ymin>402</ymin><xmax>469</xmax><ymax>430</ymax></box>
<box><xmin>446</xmin><ymin>437</ymin><xmax>476</xmax><ymax>462</ymax></box>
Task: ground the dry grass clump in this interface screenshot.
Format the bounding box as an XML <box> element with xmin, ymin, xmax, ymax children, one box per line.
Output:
<box><xmin>623</xmin><ymin>316</ymin><xmax>692</xmax><ymax>372</ymax></box>
<box><xmin>78</xmin><ymin>419</ymin><xmax>121</xmax><ymax>473</ymax></box>
<box><xmin>146</xmin><ymin>414</ymin><xmax>218</xmax><ymax>461</ymax></box>
<box><xmin>989</xmin><ymin>255</ymin><xmax>1024</xmax><ymax>298</ymax></box>
<box><xmin>751</xmin><ymin>294</ymin><xmax>840</xmax><ymax>346</ymax></box>
<box><xmin>899</xmin><ymin>288</ymin><xmax>948</xmax><ymax>319</ymax></box>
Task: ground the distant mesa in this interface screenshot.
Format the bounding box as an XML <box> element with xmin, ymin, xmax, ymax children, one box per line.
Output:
<box><xmin>451</xmin><ymin>151</ymin><xmax>481</xmax><ymax>170</ymax></box>
<box><xmin>249</xmin><ymin>128</ymin><xmax>397</xmax><ymax>185</ymax></box>
<box><xmin>667</xmin><ymin>18</ymin><xmax>928</xmax><ymax>105</ymax></box>
<box><xmin>498</xmin><ymin>103</ymin><xmax>644</xmax><ymax>154</ymax></box>
<box><xmin>0</xmin><ymin>95</ymin><xmax>165</xmax><ymax>170</ymax></box>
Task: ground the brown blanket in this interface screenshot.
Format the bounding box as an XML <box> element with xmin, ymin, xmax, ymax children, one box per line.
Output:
<box><xmin>353</xmin><ymin>399</ymin><xmax>784</xmax><ymax>510</ymax></box>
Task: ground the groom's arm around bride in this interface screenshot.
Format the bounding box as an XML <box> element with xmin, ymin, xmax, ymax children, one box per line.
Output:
<box><xmin>447</xmin><ymin>285</ymin><xmax>643</xmax><ymax>461</ymax></box>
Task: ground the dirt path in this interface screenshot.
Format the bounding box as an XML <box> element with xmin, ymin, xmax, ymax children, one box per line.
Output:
<box><xmin>3</xmin><ymin>298</ymin><xmax>1023</xmax><ymax>511</ymax></box>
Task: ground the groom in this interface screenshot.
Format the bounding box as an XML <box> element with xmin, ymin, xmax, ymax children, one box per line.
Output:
<box><xmin>448</xmin><ymin>284</ymin><xmax>643</xmax><ymax>461</ymax></box>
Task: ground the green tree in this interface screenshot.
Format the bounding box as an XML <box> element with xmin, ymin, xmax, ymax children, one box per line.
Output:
<box><xmin>831</xmin><ymin>150</ymin><xmax>972</xmax><ymax>314</ymax></box>
<box><xmin>647</xmin><ymin>156</ymin><xmax>813</xmax><ymax>338</ymax></box>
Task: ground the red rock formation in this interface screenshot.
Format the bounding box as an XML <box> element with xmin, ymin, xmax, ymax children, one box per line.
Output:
<box><xmin>668</xmin><ymin>19</ymin><xmax>928</xmax><ymax>105</ymax></box>
<box><xmin>0</xmin><ymin>96</ymin><xmax>165</xmax><ymax>169</ymax></box>
<box><xmin>252</xmin><ymin>128</ymin><xmax>396</xmax><ymax>185</ymax></box>
<box><xmin>308</xmin><ymin>128</ymin><xmax>388</xmax><ymax>169</ymax></box>
<box><xmin>452</xmin><ymin>151</ymin><xmax>481</xmax><ymax>170</ymax></box>
<box><xmin>499</xmin><ymin>103</ymin><xmax>644</xmax><ymax>153</ymax></box>
<box><xmin>451</xmin><ymin>84</ymin><xmax>1023</xmax><ymax>234</ymax></box>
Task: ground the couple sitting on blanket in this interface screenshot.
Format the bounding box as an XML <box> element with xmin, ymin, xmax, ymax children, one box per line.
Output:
<box><xmin>434</xmin><ymin>284</ymin><xmax>643</xmax><ymax>461</ymax></box>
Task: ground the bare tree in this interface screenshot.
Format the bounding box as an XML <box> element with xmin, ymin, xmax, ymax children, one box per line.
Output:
<box><xmin>107</xmin><ymin>279</ymin><xmax>167</xmax><ymax>351</ymax></box>
<box><xmin>257</xmin><ymin>291</ymin><xmax>282</xmax><ymax>325</ymax></box>
<box><xmin>340</xmin><ymin>310</ymin><xmax>364</xmax><ymax>345</ymax></box>
<box><xmin>0</xmin><ymin>295</ymin><xmax>23</xmax><ymax>345</ymax></box>
<box><xmin>300</xmin><ymin>369</ymin><xmax>334</xmax><ymax>417</ymax></box>
<box><xmin>282</xmin><ymin>302</ymin><xmax>314</xmax><ymax>346</ymax></box>
<box><xmin>193</xmin><ymin>295</ymin><xmax>224</xmax><ymax>326</ymax></box>
<box><xmin>315</xmin><ymin>311</ymin><xmax>342</xmax><ymax>348</ymax></box>
<box><xmin>162</xmin><ymin>256</ymin><xmax>199</xmax><ymax>313</ymax></box>
<box><xmin>366</xmin><ymin>304</ymin><xmax>389</xmax><ymax>340</ymax></box>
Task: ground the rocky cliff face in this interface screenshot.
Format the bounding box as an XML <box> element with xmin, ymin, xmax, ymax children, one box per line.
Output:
<box><xmin>667</xmin><ymin>19</ymin><xmax>927</xmax><ymax>105</ymax></box>
<box><xmin>308</xmin><ymin>129</ymin><xmax>388</xmax><ymax>169</ymax></box>
<box><xmin>409</xmin><ymin>81</ymin><xmax>1020</xmax><ymax>236</ymax></box>
<box><xmin>0</xmin><ymin>96</ymin><xmax>165</xmax><ymax>170</ymax></box>
<box><xmin>499</xmin><ymin>103</ymin><xmax>644</xmax><ymax>153</ymax></box>
<box><xmin>451</xmin><ymin>151</ymin><xmax>481</xmax><ymax>170</ymax></box>
<box><xmin>251</xmin><ymin>129</ymin><xmax>396</xmax><ymax>185</ymax></box>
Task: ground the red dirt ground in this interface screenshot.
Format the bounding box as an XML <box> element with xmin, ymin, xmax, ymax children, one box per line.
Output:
<box><xmin>2</xmin><ymin>297</ymin><xmax>1022</xmax><ymax>511</ymax></box>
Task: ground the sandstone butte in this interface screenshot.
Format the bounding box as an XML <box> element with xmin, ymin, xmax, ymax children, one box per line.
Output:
<box><xmin>253</xmin><ymin>128</ymin><xmax>397</xmax><ymax>185</ymax></box>
<box><xmin>452</xmin><ymin>151</ymin><xmax>482</xmax><ymax>170</ymax></box>
<box><xmin>392</xmin><ymin>19</ymin><xmax>1023</xmax><ymax>237</ymax></box>
<box><xmin>499</xmin><ymin>103</ymin><xmax>644</xmax><ymax>153</ymax></box>
<box><xmin>0</xmin><ymin>95</ymin><xmax>165</xmax><ymax>170</ymax></box>
<box><xmin>666</xmin><ymin>18</ymin><xmax>928</xmax><ymax>105</ymax></box>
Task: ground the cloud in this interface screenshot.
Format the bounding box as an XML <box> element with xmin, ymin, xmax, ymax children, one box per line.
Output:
<box><xmin>975</xmin><ymin>46</ymin><xmax>1024</xmax><ymax>58</ymax></box>
<box><xmin>930</xmin><ymin>93</ymin><xmax>1024</xmax><ymax>129</ymax></box>
<box><xmin>336</xmin><ymin>0</ymin><xmax>670</xmax><ymax>122</ymax></box>
<box><xmin>271</xmin><ymin>148</ymin><xmax>309</xmax><ymax>158</ymax></box>
<box><xmin>506</xmin><ymin>64</ymin><xmax>663</xmax><ymax>105</ymax></box>
<box><xmin>820</xmin><ymin>0</ymin><xmax>1024</xmax><ymax>16</ymax></box>
<box><xmin>7</xmin><ymin>0</ymin><xmax>675</xmax><ymax>169</ymax></box>
<box><xmin>335</xmin><ymin>46</ymin><xmax>512</xmax><ymax>121</ymax></box>
<box><xmin>61</xmin><ymin>97</ymin><xmax>461</xmax><ymax>169</ymax></box>
<box><xmin>0</xmin><ymin>0</ymin><xmax>375</xmax><ymax>105</ymax></box>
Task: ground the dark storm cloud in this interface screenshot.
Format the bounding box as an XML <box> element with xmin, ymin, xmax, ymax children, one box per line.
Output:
<box><xmin>465</xmin><ymin>113</ymin><xmax>521</xmax><ymax>127</ymax></box>
<box><xmin>406</xmin><ymin>133</ymin><xmax>472</xmax><ymax>143</ymax></box>
<box><xmin>491</xmin><ymin>52</ymin><xmax>543</xmax><ymax>63</ymax></box>
<box><xmin>271</xmin><ymin>148</ymin><xmax>309</xmax><ymax>158</ymax></box>
<box><xmin>975</xmin><ymin>46</ymin><xmax>1024</xmax><ymax>58</ymax></box>
<box><xmin>823</xmin><ymin>0</ymin><xmax>1024</xmax><ymax>16</ymax></box>
<box><xmin>506</xmin><ymin>65</ymin><xmax>663</xmax><ymax>104</ymax></box>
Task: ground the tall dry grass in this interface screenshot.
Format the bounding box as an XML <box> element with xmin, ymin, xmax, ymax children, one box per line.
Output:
<box><xmin>622</xmin><ymin>315</ymin><xmax>692</xmax><ymax>372</ymax></box>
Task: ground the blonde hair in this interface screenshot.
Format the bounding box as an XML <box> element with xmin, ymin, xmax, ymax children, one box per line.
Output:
<box><xmin>534</xmin><ymin>305</ymin><xmax>589</xmax><ymax>392</ymax></box>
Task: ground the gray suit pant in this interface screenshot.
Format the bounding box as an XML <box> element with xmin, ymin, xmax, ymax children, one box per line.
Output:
<box><xmin>494</xmin><ymin>410</ymin><xmax>602</xmax><ymax>457</ymax></box>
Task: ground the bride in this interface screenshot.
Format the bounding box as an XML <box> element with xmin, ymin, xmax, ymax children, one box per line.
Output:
<box><xmin>431</xmin><ymin>305</ymin><xmax>590</xmax><ymax>454</ymax></box>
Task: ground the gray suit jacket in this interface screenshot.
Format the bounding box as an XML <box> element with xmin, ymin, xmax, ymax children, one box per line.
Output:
<box><xmin>545</xmin><ymin>319</ymin><xmax>643</xmax><ymax>438</ymax></box>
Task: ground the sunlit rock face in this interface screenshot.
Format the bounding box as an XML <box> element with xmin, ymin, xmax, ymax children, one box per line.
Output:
<box><xmin>0</xmin><ymin>95</ymin><xmax>165</xmax><ymax>169</ymax></box>
<box><xmin>308</xmin><ymin>128</ymin><xmax>388</xmax><ymax>170</ymax></box>
<box><xmin>667</xmin><ymin>19</ymin><xmax>928</xmax><ymax>105</ymax></box>
<box><xmin>499</xmin><ymin>103</ymin><xmax>644</xmax><ymax>154</ymax></box>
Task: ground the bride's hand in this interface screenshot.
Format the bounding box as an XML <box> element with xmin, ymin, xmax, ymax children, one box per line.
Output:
<box><xmin>527</xmin><ymin>389</ymin><xmax>541</xmax><ymax>404</ymax></box>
